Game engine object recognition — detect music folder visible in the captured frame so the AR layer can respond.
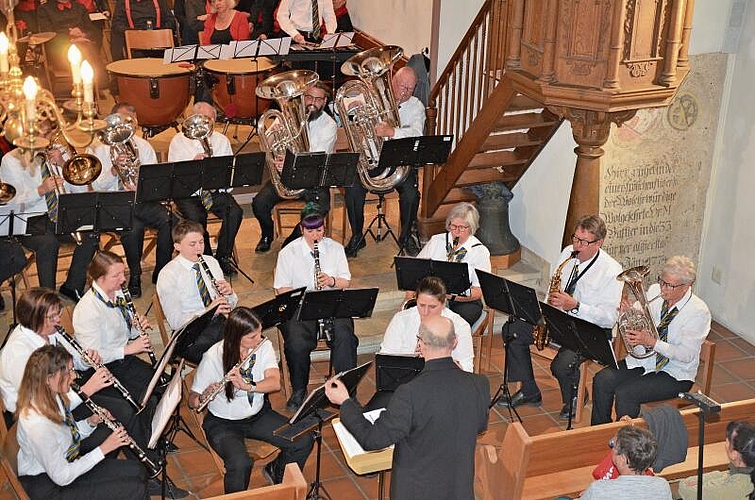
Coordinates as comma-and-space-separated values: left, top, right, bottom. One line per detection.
477, 269, 542, 326
296, 288, 379, 322
541, 303, 617, 369
56, 191, 135, 234
251, 287, 306, 330
394, 256, 471, 296
280, 150, 360, 189
377, 135, 453, 170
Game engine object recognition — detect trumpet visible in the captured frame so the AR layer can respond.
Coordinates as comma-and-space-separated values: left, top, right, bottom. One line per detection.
70, 383, 162, 478
195, 338, 270, 412
120, 284, 158, 367
55, 325, 141, 411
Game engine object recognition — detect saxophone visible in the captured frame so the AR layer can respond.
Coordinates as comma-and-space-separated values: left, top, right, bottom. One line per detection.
532, 250, 579, 350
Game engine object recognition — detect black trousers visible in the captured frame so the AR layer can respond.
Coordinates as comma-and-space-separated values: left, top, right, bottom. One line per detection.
591, 361, 693, 425
344, 168, 419, 243
19, 214, 99, 293
251, 182, 330, 245
502, 317, 540, 395
279, 318, 357, 393
448, 299, 483, 326
203, 399, 314, 493
175, 193, 242, 260
119, 201, 178, 283
19, 458, 147, 500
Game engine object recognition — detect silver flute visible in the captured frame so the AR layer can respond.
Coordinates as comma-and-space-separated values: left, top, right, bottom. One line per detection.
70, 383, 162, 478
55, 325, 141, 411
120, 284, 158, 367
195, 337, 270, 413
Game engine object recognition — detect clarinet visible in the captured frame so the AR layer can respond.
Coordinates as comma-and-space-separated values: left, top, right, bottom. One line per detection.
197, 254, 224, 297
55, 326, 141, 411
195, 337, 270, 413
312, 240, 333, 342
120, 285, 158, 367
70, 383, 162, 478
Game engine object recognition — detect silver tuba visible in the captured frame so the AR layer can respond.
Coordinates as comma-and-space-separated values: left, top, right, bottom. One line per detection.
100, 113, 140, 188
336, 45, 410, 193
256, 69, 318, 199
616, 265, 661, 359
182, 114, 215, 156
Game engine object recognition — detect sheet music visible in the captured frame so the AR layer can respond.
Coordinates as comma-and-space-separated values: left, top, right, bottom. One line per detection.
0, 209, 35, 236
258, 37, 291, 56
163, 45, 199, 63
148, 362, 183, 449
333, 409, 392, 459
220, 40, 260, 59
319, 32, 355, 48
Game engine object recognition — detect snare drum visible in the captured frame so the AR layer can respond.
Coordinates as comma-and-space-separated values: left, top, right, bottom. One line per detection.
203, 57, 278, 119
107, 58, 194, 128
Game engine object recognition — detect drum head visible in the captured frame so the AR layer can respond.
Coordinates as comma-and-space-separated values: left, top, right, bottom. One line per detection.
106, 58, 194, 77
203, 57, 277, 75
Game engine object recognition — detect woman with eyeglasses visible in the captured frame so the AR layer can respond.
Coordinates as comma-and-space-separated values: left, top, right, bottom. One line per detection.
405, 202, 491, 326
15, 344, 147, 499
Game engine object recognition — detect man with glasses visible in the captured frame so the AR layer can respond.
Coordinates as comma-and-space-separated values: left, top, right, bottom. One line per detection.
499, 215, 623, 420
252, 81, 338, 252
591, 255, 710, 425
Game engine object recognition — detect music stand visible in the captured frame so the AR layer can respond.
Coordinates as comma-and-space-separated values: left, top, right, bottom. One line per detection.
540, 302, 617, 429
55, 191, 134, 235
280, 150, 359, 190
393, 256, 471, 295
297, 288, 379, 322
230, 152, 265, 187
365, 353, 425, 411
0, 210, 32, 341
274, 361, 372, 500
252, 287, 306, 330
478, 270, 543, 422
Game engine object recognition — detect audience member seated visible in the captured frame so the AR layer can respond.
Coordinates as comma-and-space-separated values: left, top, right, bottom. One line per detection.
201, 0, 251, 44
110, 0, 177, 61
678, 420, 755, 500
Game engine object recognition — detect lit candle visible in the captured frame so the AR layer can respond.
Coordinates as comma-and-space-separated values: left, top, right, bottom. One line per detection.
68, 44, 82, 85
0, 33, 9, 75
23, 76, 38, 125
81, 60, 94, 103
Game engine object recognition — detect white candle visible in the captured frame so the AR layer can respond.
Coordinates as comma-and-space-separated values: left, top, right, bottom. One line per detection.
0, 33, 9, 75
22, 76, 38, 125
81, 60, 94, 103
68, 45, 82, 85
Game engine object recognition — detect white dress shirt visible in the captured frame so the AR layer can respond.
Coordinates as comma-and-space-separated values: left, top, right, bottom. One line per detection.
549, 246, 623, 329
191, 339, 278, 420
0, 325, 86, 413
380, 307, 474, 372
0, 148, 88, 216
156, 254, 239, 330
417, 232, 491, 292
17, 397, 103, 484
273, 236, 350, 291
393, 96, 425, 139
89, 135, 158, 192
625, 283, 711, 381
73, 283, 137, 364
307, 111, 338, 154
168, 131, 234, 195
276, 0, 336, 38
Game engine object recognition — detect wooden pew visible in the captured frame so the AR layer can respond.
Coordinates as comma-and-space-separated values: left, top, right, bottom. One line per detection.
204, 463, 307, 500
476, 398, 755, 500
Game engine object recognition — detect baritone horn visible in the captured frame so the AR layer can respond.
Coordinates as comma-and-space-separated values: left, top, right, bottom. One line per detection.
335, 45, 410, 193
616, 265, 661, 359
182, 114, 215, 157
256, 69, 318, 199
100, 113, 140, 188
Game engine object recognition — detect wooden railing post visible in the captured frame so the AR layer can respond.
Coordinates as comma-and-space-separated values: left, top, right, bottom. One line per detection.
660, 0, 686, 86
678, 0, 695, 69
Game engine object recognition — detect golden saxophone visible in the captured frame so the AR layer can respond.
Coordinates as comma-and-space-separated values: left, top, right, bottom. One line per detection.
532, 250, 579, 350
195, 338, 270, 412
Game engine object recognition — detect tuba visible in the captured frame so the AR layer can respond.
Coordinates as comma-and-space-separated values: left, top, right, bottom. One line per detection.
182, 114, 215, 156
100, 113, 140, 187
532, 250, 579, 350
616, 266, 661, 359
335, 45, 410, 193
256, 70, 318, 199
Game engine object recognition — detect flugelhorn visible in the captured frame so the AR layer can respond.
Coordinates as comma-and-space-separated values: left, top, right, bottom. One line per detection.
120, 284, 158, 367
70, 383, 162, 478
55, 325, 141, 410
616, 266, 661, 359
195, 337, 270, 413
0, 181, 16, 204
182, 114, 214, 157
100, 113, 140, 188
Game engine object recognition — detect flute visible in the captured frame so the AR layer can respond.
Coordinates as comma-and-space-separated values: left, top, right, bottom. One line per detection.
120, 284, 158, 367
55, 326, 141, 411
195, 337, 270, 413
70, 383, 162, 478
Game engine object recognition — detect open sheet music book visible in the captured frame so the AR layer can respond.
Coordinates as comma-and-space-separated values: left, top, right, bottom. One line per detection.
333, 409, 393, 459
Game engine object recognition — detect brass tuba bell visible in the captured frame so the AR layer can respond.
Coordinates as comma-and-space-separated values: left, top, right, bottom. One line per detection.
182, 114, 215, 157
100, 113, 141, 187
0, 182, 16, 204
616, 265, 661, 359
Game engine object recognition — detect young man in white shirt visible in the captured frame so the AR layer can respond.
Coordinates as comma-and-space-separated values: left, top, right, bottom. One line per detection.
168, 101, 243, 277
276, 0, 336, 43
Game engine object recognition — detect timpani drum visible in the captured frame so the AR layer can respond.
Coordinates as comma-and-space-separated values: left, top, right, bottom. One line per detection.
203, 57, 278, 119
106, 58, 194, 129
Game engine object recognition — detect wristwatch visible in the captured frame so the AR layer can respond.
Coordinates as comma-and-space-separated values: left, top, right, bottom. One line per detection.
570, 302, 580, 314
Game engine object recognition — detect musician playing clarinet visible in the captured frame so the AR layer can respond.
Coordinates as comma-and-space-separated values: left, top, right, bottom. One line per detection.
273, 208, 355, 412
188, 307, 313, 491
16, 345, 148, 500
156, 219, 237, 364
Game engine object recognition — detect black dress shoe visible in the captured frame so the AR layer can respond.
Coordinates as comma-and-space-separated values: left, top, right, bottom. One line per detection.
401, 237, 420, 257
255, 236, 273, 253
58, 284, 81, 303
345, 235, 366, 258
127, 275, 142, 299
218, 258, 238, 277
285, 389, 306, 412
559, 390, 589, 420
262, 460, 283, 485
148, 477, 191, 498
496, 389, 542, 408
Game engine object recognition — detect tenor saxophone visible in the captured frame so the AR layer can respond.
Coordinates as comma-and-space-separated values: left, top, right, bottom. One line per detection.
532, 250, 579, 350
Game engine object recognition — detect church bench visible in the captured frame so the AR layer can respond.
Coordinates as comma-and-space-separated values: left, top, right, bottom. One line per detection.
475, 398, 755, 500
205, 463, 307, 500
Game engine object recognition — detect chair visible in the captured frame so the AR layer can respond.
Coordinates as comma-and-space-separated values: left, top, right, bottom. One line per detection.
470, 308, 492, 374
124, 29, 175, 59
0, 421, 29, 500
151, 293, 172, 350
59, 306, 75, 334
275, 329, 331, 401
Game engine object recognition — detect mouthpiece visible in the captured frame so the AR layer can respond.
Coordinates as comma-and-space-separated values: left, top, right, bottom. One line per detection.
570, 250, 579, 258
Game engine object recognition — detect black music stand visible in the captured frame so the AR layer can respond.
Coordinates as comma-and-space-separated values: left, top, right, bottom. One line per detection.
0, 210, 32, 340
172, 304, 221, 364
478, 270, 543, 422
365, 353, 425, 411
274, 361, 372, 500
393, 256, 471, 295
230, 152, 265, 187
56, 191, 134, 235
540, 303, 617, 430
252, 287, 306, 330
281, 150, 360, 189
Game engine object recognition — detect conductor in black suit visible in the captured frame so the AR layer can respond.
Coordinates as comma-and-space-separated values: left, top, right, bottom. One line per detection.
325, 315, 489, 500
